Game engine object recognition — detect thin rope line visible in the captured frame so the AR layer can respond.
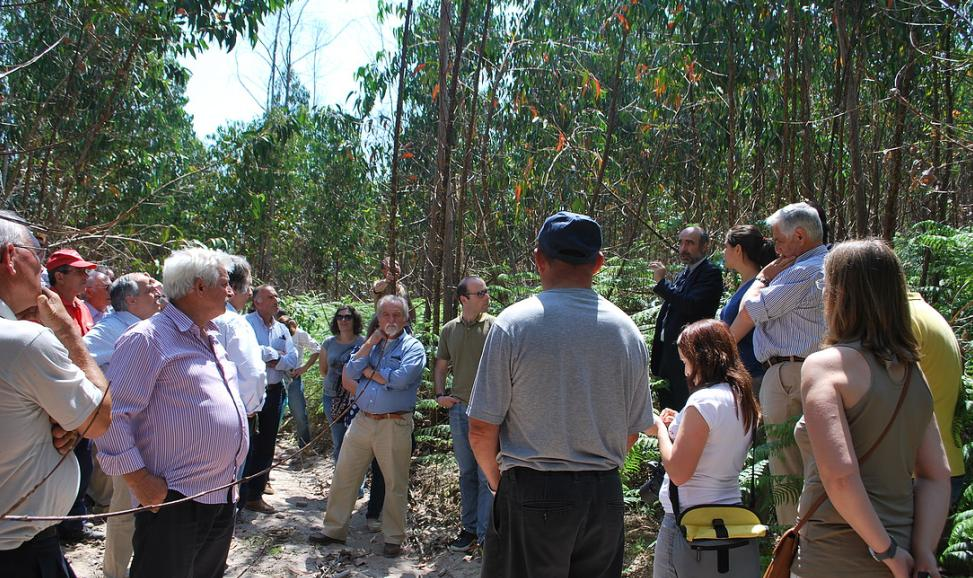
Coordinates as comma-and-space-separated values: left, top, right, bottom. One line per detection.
0, 336, 395, 523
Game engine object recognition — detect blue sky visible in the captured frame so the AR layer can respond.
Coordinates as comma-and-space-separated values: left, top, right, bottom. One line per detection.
181, 1, 398, 141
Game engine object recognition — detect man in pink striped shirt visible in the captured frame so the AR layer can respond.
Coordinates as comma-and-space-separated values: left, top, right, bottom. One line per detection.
97, 248, 249, 578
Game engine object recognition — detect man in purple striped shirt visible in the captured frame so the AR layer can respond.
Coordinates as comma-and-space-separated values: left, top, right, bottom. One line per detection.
97, 248, 249, 578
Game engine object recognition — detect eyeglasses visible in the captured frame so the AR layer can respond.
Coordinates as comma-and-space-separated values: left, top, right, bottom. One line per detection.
815, 277, 826, 291
336, 314, 354, 321
12, 243, 46, 264
467, 289, 489, 297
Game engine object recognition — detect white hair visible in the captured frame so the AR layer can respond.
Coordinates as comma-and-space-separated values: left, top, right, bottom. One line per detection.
86, 270, 111, 288
377, 294, 408, 317
0, 210, 31, 247
162, 247, 232, 301
766, 202, 823, 242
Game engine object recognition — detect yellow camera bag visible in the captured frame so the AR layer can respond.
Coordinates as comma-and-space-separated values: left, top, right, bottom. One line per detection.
678, 504, 768, 542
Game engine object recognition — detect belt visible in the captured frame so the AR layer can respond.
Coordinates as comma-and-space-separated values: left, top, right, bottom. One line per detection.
361, 410, 410, 420
762, 356, 806, 370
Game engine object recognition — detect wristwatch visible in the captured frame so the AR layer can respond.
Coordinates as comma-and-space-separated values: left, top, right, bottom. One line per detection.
755, 273, 769, 284
868, 536, 897, 561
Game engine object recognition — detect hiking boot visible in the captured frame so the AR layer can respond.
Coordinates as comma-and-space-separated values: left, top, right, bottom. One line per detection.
448, 530, 477, 553
365, 517, 382, 532
383, 542, 402, 557
263, 482, 275, 495
308, 532, 345, 546
244, 499, 276, 514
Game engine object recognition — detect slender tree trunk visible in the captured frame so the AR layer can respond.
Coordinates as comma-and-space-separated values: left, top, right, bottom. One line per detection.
835, 0, 867, 236
940, 16, 955, 225
774, 3, 794, 207
387, 0, 414, 290
456, 0, 493, 282
439, 0, 471, 323
869, 106, 884, 234
426, 0, 452, 333
800, 13, 814, 201
476, 30, 518, 263
882, 29, 916, 242
587, 11, 630, 214
787, 0, 799, 200
726, 6, 737, 224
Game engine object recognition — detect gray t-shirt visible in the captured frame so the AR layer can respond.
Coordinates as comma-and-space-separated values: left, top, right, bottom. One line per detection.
0, 317, 102, 549
468, 288, 653, 472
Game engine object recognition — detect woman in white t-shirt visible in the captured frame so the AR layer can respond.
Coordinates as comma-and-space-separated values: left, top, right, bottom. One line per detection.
648, 318, 761, 578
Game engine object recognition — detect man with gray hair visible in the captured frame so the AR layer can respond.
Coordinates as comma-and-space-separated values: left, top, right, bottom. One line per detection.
309, 295, 426, 558
213, 256, 265, 417
96, 247, 249, 577
84, 267, 114, 324
0, 210, 111, 576
83, 272, 164, 578
729, 201, 828, 527
242, 284, 297, 514
84, 273, 164, 370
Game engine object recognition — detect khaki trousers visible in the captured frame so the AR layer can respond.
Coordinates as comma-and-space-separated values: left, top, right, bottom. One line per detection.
322, 413, 413, 544
103, 475, 135, 578
759, 361, 804, 527
88, 444, 113, 510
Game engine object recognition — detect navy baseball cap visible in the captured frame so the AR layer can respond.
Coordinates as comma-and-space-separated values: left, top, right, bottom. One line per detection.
536, 211, 602, 264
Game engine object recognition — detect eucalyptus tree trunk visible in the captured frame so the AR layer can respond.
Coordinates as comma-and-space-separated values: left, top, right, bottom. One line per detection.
425, 0, 452, 331
439, 0, 472, 324
882, 30, 916, 242
725, 6, 737, 224
456, 0, 493, 283
387, 0, 414, 292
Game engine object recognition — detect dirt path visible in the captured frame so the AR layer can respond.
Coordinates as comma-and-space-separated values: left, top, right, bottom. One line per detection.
64, 440, 483, 578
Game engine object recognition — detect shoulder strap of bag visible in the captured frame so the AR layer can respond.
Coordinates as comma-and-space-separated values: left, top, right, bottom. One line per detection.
792, 362, 913, 533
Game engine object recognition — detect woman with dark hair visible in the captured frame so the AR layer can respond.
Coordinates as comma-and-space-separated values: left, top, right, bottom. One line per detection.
318, 305, 364, 459
721, 225, 775, 390
793, 240, 950, 578
649, 319, 761, 578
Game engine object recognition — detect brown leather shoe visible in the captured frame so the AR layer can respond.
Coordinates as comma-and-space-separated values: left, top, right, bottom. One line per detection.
383, 542, 402, 557
244, 499, 276, 514
308, 532, 345, 546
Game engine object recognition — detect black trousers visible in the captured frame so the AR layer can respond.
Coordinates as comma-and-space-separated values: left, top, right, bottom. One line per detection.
130, 491, 235, 578
656, 342, 689, 411
481, 467, 625, 578
0, 526, 77, 578
58, 439, 92, 536
241, 382, 283, 501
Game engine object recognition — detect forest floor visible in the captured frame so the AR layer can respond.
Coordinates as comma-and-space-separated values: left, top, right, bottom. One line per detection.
64, 434, 657, 577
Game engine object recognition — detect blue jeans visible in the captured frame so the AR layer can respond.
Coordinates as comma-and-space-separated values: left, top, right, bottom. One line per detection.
450, 403, 492, 542
322, 393, 349, 461
284, 376, 311, 447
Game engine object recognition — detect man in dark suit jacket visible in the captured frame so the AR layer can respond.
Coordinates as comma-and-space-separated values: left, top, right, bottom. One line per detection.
649, 226, 723, 410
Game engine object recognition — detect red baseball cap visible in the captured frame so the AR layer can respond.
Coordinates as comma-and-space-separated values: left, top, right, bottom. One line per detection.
45, 249, 97, 271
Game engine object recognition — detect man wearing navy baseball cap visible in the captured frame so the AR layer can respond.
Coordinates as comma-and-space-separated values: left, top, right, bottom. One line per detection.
468, 211, 654, 577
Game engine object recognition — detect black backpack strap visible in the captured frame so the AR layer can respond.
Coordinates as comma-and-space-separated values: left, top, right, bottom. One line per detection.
718, 545, 730, 574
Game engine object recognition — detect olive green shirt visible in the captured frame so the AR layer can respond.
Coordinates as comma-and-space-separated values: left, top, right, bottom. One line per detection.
436, 312, 495, 402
